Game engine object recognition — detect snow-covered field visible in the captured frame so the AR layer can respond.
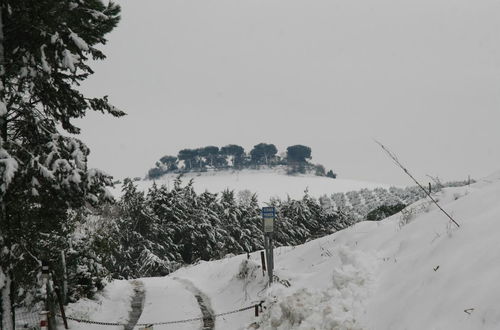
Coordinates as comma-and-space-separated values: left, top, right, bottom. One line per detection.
112, 169, 392, 202
68, 171, 500, 329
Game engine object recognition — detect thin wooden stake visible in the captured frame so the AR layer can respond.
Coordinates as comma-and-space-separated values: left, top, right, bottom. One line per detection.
260, 251, 266, 276
54, 286, 68, 329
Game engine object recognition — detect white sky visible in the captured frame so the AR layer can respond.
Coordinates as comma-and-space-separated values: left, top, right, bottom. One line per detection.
77, 0, 500, 185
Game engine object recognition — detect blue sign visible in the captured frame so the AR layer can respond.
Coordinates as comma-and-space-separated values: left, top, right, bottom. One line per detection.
262, 207, 276, 218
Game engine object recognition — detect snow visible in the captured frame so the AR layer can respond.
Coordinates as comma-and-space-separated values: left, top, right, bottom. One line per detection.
65, 280, 133, 330
40, 45, 51, 73
112, 168, 393, 203
68, 171, 500, 329
62, 49, 79, 72
51, 32, 60, 44
168, 174, 500, 329
0, 100, 7, 116
0, 148, 18, 192
69, 30, 89, 51
136, 277, 202, 329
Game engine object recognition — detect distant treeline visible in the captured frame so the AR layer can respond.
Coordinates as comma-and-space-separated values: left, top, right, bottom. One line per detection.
147, 143, 337, 179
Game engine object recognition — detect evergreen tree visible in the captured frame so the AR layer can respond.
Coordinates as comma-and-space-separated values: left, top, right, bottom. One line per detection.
236, 192, 263, 253
326, 170, 337, 179
220, 144, 245, 167
178, 149, 197, 170
286, 145, 312, 163
159, 155, 178, 172
250, 143, 278, 165
0, 0, 121, 323
199, 146, 219, 168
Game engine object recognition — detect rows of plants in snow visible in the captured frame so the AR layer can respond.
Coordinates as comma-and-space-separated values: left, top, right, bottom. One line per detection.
319, 180, 473, 221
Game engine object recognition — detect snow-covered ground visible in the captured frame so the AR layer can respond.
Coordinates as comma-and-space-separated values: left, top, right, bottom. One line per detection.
136, 277, 202, 330
112, 168, 393, 202
68, 171, 500, 329
65, 280, 133, 330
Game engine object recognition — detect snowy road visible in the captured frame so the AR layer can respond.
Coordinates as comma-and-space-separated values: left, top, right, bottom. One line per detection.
135, 277, 205, 329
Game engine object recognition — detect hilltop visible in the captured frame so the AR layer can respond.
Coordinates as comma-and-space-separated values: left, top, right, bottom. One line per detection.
145, 143, 337, 180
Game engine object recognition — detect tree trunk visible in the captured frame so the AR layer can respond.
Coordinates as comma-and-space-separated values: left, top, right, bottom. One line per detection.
0, 7, 13, 330
1, 272, 13, 330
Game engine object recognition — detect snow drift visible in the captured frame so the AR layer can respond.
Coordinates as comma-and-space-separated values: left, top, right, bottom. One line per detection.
68, 171, 500, 329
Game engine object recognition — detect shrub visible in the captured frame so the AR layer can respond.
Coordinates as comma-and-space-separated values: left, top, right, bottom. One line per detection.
366, 203, 406, 221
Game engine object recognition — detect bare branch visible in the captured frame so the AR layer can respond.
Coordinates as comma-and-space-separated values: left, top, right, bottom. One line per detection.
374, 139, 460, 228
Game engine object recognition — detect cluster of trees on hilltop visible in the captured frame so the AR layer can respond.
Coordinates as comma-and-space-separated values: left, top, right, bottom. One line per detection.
147, 143, 337, 179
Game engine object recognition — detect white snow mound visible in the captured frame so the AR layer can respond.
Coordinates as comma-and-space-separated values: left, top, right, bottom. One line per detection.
69, 172, 500, 330
170, 173, 500, 329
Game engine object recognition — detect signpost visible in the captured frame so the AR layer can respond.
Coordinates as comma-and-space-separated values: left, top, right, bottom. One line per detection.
262, 207, 275, 284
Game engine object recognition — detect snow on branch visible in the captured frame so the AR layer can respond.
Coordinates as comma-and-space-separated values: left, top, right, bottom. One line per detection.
0, 147, 18, 194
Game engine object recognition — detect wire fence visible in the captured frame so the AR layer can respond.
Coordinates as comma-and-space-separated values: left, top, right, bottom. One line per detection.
3, 302, 260, 329
58, 302, 262, 327
0, 307, 42, 330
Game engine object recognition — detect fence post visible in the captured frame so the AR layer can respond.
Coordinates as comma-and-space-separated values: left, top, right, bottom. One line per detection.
54, 284, 68, 329
41, 260, 58, 330
260, 251, 266, 276
10, 275, 15, 328
40, 311, 49, 330
268, 234, 274, 284
41, 260, 50, 312
46, 274, 58, 330
61, 250, 68, 305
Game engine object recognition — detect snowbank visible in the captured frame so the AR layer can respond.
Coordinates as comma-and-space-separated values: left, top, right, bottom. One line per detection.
69, 172, 500, 329
64, 280, 133, 330
168, 173, 500, 329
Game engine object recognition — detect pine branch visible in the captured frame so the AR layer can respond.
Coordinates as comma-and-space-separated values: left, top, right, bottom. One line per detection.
374, 140, 460, 228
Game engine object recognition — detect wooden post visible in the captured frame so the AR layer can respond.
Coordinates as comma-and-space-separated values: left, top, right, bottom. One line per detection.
268, 234, 274, 284
41, 260, 50, 317
46, 276, 57, 330
40, 311, 49, 330
428, 182, 431, 194
54, 285, 68, 329
10, 275, 15, 327
260, 251, 266, 276
61, 251, 67, 305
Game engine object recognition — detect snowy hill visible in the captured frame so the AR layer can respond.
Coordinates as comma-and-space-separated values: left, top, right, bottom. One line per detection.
68, 172, 500, 329
112, 168, 393, 202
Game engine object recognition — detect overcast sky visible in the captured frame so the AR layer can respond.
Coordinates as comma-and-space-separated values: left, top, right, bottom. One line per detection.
77, 0, 500, 185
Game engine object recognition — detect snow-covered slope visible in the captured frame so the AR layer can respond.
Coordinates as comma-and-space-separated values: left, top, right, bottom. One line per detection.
112, 168, 392, 202
69, 172, 500, 329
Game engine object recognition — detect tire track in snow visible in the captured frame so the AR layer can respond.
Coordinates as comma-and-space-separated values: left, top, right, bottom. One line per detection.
174, 278, 215, 330
124, 280, 145, 330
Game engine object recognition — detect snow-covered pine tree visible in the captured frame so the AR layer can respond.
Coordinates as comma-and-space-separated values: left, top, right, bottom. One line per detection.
194, 190, 227, 260
0, 1, 121, 326
236, 192, 263, 253
219, 189, 245, 255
